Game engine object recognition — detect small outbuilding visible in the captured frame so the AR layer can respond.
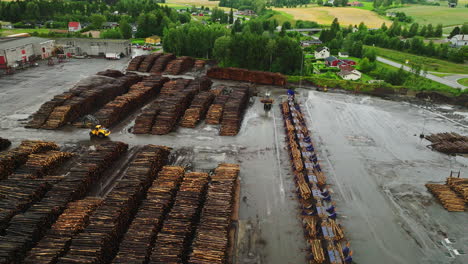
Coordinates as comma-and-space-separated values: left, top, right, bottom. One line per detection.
145, 35, 161, 45
314, 46, 330, 59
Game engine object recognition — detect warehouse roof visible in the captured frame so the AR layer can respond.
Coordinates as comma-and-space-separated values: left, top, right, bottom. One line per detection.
0, 37, 53, 50
55, 38, 131, 43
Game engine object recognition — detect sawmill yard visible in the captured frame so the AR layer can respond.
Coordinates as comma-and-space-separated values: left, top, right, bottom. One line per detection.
0, 56, 467, 264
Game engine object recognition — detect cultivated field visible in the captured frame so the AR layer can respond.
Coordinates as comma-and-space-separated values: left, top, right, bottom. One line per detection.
387, 5, 468, 26
166, 0, 224, 9
274, 6, 391, 28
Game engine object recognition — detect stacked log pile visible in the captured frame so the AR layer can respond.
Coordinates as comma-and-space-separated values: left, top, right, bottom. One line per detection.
164, 56, 195, 75
151, 92, 195, 135
27, 74, 142, 129
12, 151, 74, 179
138, 53, 162, 72
206, 94, 230, 125
219, 88, 249, 136
447, 177, 468, 202
0, 140, 59, 179
0, 137, 11, 151
24, 197, 103, 264
96, 69, 124, 78
207, 67, 286, 86
58, 145, 170, 264
426, 184, 465, 211
188, 164, 239, 264
94, 75, 169, 127
426, 132, 468, 154
133, 97, 165, 134
280, 96, 353, 264
127, 55, 146, 71
0, 141, 128, 263
180, 91, 215, 128
150, 53, 176, 74
112, 166, 185, 263
149, 172, 209, 264
194, 60, 206, 71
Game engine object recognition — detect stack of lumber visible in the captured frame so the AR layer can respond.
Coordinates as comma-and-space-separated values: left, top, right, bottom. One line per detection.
26, 92, 75, 128
24, 198, 103, 264
150, 53, 176, 74
295, 172, 311, 200
194, 60, 206, 71
309, 239, 326, 263
426, 132, 468, 154
0, 137, 11, 151
127, 55, 146, 71
12, 150, 74, 179
426, 183, 466, 211
112, 166, 185, 263
189, 76, 213, 92
0, 141, 127, 263
151, 91, 196, 135
220, 88, 249, 136
58, 145, 170, 264
96, 69, 124, 78
164, 56, 195, 75
138, 53, 162, 72
0, 140, 59, 179
133, 98, 165, 134
303, 216, 319, 238
207, 67, 287, 86
447, 177, 468, 202
94, 76, 169, 127
160, 79, 192, 97
188, 164, 239, 264
180, 91, 215, 128
150, 172, 209, 264
206, 94, 230, 125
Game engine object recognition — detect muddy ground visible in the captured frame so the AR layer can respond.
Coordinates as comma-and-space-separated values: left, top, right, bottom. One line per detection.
0, 58, 467, 264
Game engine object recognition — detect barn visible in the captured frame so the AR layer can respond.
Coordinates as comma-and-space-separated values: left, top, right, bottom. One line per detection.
0, 37, 55, 68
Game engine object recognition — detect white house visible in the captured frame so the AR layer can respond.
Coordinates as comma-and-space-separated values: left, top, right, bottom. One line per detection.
314, 46, 330, 59
338, 51, 349, 58
338, 64, 361, 80
449, 35, 468, 47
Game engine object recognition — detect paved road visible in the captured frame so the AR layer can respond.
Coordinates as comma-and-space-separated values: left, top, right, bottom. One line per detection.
376, 56, 467, 90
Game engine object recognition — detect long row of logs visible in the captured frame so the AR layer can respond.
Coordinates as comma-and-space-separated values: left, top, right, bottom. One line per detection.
0, 141, 128, 263
127, 56, 145, 71
128, 54, 199, 75
112, 166, 185, 263
164, 56, 195, 75
206, 94, 230, 125
139, 53, 162, 73
12, 151, 75, 179
426, 132, 468, 154
93, 75, 170, 128
57, 145, 170, 264
26, 73, 142, 129
0, 140, 59, 179
149, 172, 209, 263
0, 138, 11, 151
281, 96, 352, 264
24, 197, 103, 264
188, 164, 240, 264
207, 67, 286, 86
180, 91, 215, 128
219, 88, 249, 136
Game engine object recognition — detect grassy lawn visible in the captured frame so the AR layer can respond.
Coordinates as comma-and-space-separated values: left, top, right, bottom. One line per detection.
0, 28, 51, 37
166, 0, 231, 10
268, 10, 295, 25
131, 38, 145, 44
366, 46, 468, 74
273, 6, 392, 28
458, 78, 468, 87
351, 1, 374, 11
386, 5, 468, 26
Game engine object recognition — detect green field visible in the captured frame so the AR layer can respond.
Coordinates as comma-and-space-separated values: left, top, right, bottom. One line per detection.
458, 78, 468, 87
367, 46, 468, 74
386, 5, 468, 26
268, 10, 295, 25
0, 28, 51, 37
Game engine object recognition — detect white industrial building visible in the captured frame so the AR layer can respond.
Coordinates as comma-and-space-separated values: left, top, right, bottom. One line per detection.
0, 37, 55, 68
55, 38, 131, 57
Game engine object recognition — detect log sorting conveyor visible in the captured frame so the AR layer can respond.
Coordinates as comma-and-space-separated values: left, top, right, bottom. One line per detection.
280, 95, 353, 264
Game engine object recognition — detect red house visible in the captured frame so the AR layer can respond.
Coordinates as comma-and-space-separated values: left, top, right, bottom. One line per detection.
68, 22, 82, 32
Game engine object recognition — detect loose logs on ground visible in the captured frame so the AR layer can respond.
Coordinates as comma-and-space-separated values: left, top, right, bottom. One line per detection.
188, 163, 240, 264
426, 184, 466, 211
207, 67, 286, 86
0, 141, 128, 263
149, 172, 209, 264
112, 166, 185, 264
426, 132, 468, 154
447, 177, 468, 202
0, 140, 59, 179
58, 145, 170, 264
24, 197, 103, 264
0, 137, 11, 151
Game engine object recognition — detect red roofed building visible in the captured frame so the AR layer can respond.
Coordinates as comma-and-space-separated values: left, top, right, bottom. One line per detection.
68, 22, 82, 32
348, 1, 364, 6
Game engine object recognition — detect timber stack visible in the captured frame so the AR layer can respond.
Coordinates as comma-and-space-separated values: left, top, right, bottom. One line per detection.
0, 140, 59, 179
96, 69, 125, 78
280, 95, 353, 264
149, 172, 209, 263
206, 93, 230, 125
426, 176, 468, 211
127, 55, 145, 71
0, 141, 128, 263
12, 150, 74, 179
207, 67, 286, 86
138, 53, 162, 72
447, 177, 468, 202
0, 137, 11, 151
188, 164, 240, 264
24, 197, 103, 264
94, 75, 169, 127
59, 145, 170, 264
426, 132, 468, 154
113, 166, 185, 263
164, 56, 195, 75
180, 91, 215, 128
219, 87, 249, 136
194, 60, 206, 71
150, 53, 176, 74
